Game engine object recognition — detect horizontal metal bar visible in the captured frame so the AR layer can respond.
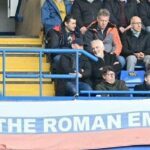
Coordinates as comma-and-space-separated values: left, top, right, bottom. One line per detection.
0, 49, 98, 62
80, 90, 150, 94
43, 74, 76, 79
6, 74, 39, 78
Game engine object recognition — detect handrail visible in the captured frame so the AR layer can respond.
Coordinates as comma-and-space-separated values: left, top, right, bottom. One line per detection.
80, 90, 150, 97
0, 48, 98, 96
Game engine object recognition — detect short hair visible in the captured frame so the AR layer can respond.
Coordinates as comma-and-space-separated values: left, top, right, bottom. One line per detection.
91, 39, 105, 51
101, 66, 115, 76
144, 70, 150, 78
130, 16, 141, 24
97, 9, 110, 18
63, 14, 76, 24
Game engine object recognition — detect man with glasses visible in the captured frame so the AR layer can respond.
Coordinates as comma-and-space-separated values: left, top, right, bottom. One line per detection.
138, 0, 150, 32
104, 0, 138, 34
122, 16, 150, 71
95, 66, 128, 97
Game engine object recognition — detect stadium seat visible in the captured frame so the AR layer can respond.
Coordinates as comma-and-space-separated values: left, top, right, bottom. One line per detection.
120, 70, 145, 89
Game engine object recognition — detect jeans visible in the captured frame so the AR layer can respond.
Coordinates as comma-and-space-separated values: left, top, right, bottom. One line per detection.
146, 26, 150, 32
65, 81, 92, 96
52, 55, 61, 73
126, 55, 150, 71
117, 55, 126, 68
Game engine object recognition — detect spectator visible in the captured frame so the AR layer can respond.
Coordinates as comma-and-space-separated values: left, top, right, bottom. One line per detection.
134, 70, 150, 97
46, 15, 82, 49
95, 66, 128, 97
71, 0, 104, 34
90, 39, 121, 89
105, 0, 138, 34
56, 38, 92, 96
41, 0, 72, 33
84, 9, 125, 68
45, 15, 82, 72
138, 0, 150, 32
122, 16, 150, 71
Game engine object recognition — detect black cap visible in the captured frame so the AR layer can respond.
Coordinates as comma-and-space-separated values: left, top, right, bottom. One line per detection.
73, 38, 84, 45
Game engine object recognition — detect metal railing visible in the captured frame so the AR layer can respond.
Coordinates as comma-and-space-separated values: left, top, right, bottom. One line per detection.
80, 90, 150, 98
0, 48, 98, 97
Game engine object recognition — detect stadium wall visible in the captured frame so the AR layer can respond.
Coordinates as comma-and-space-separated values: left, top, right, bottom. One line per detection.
15, 0, 41, 36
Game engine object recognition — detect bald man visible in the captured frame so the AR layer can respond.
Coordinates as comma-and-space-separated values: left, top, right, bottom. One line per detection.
90, 39, 121, 88
122, 16, 150, 71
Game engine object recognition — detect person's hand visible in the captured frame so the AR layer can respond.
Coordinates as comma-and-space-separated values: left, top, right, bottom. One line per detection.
119, 27, 126, 33
80, 26, 87, 34
134, 52, 140, 59
69, 72, 82, 78
139, 52, 144, 59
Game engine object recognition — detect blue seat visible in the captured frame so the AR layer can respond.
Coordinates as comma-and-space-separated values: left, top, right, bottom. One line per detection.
120, 70, 145, 88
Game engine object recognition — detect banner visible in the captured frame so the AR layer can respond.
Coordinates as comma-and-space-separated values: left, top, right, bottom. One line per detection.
0, 99, 150, 149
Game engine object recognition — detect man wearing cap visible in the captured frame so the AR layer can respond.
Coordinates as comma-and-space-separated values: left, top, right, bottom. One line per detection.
56, 38, 92, 96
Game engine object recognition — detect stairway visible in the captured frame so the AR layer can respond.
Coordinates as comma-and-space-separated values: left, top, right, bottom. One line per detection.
0, 36, 55, 96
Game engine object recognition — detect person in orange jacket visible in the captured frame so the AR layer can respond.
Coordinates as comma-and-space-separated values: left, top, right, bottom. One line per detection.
84, 9, 125, 68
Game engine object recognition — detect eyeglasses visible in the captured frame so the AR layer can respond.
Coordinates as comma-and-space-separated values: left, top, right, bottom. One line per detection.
132, 22, 142, 25
105, 73, 115, 76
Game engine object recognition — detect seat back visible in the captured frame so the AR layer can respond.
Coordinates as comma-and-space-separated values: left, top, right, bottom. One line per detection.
120, 70, 145, 89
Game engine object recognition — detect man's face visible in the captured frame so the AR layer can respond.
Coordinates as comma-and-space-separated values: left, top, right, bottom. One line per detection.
131, 17, 142, 32
91, 41, 104, 56
97, 15, 109, 30
103, 71, 116, 84
65, 19, 76, 32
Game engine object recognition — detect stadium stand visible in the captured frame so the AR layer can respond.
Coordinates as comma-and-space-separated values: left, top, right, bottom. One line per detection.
0, 36, 55, 96
1, 1, 150, 149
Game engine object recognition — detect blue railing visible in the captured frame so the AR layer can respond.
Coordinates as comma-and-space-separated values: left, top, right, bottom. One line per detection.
80, 90, 150, 98
0, 48, 149, 100
0, 48, 98, 97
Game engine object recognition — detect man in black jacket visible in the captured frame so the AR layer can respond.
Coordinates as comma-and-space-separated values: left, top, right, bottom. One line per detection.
90, 39, 121, 88
105, 0, 138, 33
46, 15, 82, 73
138, 0, 150, 32
134, 70, 150, 97
122, 16, 150, 71
46, 15, 82, 49
71, 0, 105, 34
95, 66, 128, 97
56, 38, 92, 96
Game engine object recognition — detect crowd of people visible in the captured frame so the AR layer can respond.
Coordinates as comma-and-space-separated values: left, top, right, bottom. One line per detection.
41, 0, 150, 96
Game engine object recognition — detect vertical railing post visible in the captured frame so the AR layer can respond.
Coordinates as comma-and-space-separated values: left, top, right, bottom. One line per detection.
39, 51, 43, 96
2, 50, 6, 96
75, 50, 79, 96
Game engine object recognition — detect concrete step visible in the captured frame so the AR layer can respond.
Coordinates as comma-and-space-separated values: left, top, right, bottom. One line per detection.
0, 62, 50, 72
0, 53, 47, 63
0, 83, 55, 96
0, 37, 43, 47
